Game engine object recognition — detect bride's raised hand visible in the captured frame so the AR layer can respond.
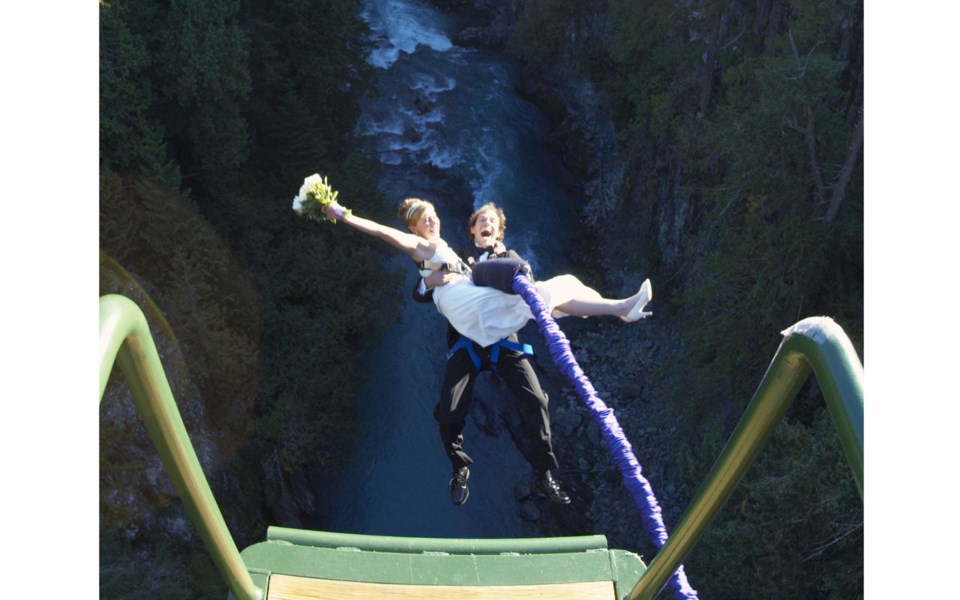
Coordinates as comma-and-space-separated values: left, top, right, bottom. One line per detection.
322, 201, 349, 221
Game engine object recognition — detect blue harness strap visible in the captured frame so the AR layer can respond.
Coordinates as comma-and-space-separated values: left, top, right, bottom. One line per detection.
489, 339, 534, 371
447, 335, 482, 371
447, 335, 533, 373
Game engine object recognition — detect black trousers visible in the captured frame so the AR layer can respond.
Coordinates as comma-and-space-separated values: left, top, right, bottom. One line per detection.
434, 334, 559, 475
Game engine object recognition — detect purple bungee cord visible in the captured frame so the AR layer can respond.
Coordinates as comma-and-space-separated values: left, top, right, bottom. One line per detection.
513, 273, 698, 600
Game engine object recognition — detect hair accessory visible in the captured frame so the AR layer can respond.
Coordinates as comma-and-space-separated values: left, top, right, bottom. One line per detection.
405, 201, 423, 223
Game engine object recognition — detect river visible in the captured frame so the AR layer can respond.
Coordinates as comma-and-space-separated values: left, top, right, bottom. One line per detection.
310, 0, 587, 539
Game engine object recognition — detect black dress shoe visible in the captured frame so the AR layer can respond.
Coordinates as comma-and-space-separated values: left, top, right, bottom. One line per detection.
450, 466, 470, 506
536, 472, 571, 505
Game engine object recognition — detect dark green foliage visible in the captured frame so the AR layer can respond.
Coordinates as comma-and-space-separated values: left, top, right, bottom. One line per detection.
99, 0, 253, 195
681, 411, 863, 599
99, 172, 260, 446
100, 0, 383, 596
510, 0, 863, 595
673, 0, 863, 430
245, 0, 375, 183
154, 0, 252, 188
221, 162, 401, 472
100, 0, 183, 191
99, 173, 263, 562
508, 0, 580, 66
100, 526, 225, 599
99, 0, 380, 470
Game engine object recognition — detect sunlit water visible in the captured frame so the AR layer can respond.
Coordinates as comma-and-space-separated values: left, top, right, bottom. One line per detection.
310, 0, 585, 538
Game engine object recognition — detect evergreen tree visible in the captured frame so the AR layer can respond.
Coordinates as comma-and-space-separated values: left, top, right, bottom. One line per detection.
155, 0, 252, 192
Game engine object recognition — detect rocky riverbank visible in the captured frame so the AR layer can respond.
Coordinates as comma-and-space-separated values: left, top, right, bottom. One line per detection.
541, 314, 690, 560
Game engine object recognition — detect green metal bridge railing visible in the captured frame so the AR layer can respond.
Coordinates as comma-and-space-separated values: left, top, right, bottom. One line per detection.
99, 294, 263, 600
100, 294, 863, 599
627, 316, 864, 600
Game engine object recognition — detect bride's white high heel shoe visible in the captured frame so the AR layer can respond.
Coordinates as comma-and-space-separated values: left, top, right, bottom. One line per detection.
621, 278, 652, 322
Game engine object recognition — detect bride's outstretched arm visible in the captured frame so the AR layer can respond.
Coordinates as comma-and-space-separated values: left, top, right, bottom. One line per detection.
323, 201, 433, 261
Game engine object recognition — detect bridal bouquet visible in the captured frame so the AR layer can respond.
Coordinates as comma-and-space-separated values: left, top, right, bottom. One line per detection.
292, 174, 350, 223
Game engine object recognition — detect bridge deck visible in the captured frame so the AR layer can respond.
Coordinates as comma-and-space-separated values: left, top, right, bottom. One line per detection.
266, 574, 615, 599
238, 527, 647, 600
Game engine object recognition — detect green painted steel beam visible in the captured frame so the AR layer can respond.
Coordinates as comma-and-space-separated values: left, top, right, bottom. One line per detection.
99, 295, 263, 600
628, 316, 864, 600
242, 532, 647, 597
267, 526, 609, 554
242, 542, 615, 586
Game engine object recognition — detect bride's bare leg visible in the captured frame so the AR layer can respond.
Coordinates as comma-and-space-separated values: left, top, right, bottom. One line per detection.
554, 279, 652, 320
555, 297, 629, 318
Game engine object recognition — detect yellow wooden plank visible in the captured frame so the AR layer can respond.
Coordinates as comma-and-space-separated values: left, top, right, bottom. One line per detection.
267, 574, 616, 600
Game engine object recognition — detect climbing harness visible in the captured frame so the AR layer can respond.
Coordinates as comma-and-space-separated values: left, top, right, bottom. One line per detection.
418, 259, 472, 276
490, 339, 533, 372
447, 334, 533, 373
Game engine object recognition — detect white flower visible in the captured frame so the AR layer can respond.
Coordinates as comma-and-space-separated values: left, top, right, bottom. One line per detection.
298, 173, 322, 201
292, 173, 346, 223
292, 173, 321, 214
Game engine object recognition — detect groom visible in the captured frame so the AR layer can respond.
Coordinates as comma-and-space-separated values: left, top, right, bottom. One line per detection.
414, 202, 570, 507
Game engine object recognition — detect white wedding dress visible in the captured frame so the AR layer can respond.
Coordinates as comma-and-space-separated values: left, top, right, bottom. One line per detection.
421, 241, 600, 347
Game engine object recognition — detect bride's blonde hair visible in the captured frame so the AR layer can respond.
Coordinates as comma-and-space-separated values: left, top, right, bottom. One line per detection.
398, 198, 435, 228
